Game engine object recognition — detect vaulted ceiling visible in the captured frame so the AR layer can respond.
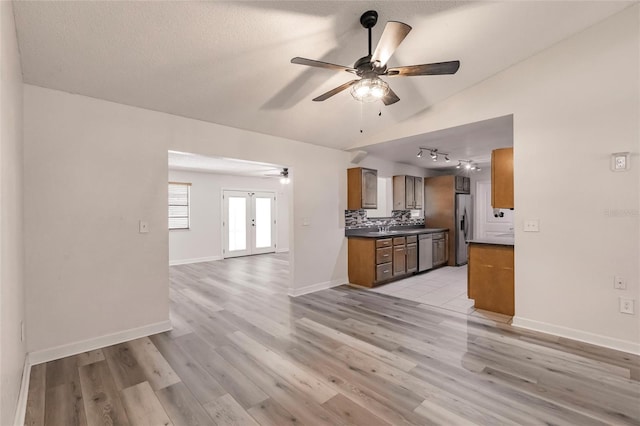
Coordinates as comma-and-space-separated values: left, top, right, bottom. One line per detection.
13, 1, 631, 153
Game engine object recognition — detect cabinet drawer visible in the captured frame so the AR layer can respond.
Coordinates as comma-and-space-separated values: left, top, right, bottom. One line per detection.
376, 238, 392, 248
376, 262, 393, 282
376, 247, 393, 264
406, 235, 417, 244
393, 237, 406, 246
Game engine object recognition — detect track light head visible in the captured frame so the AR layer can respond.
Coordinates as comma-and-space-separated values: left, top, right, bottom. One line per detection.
456, 162, 461, 169
417, 149, 423, 158
444, 155, 450, 162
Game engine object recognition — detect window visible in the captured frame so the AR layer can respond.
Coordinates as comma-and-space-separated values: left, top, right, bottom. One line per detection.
168, 182, 191, 230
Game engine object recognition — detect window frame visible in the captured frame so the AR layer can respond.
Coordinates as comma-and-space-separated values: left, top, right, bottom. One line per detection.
168, 181, 191, 230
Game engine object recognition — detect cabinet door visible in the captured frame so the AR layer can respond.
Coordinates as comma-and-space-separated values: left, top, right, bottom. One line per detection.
361, 168, 378, 209
405, 177, 415, 209
491, 148, 514, 208
393, 246, 406, 276
406, 243, 417, 273
455, 176, 464, 192
463, 177, 470, 193
414, 177, 423, 209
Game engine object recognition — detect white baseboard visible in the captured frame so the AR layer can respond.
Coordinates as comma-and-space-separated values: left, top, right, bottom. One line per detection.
275, 248, 289, 253
512, 316, 640, 355
288, 278, 346, 297
169, 256, 222, 266
28, 319, 173, 366
13, 355, 31, 426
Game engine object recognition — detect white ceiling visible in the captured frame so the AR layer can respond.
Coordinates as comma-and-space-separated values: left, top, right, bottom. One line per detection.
13, 1, 631, 153
360, 114, 513, 171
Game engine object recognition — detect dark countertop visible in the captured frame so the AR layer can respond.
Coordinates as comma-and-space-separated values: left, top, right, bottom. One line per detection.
346, 228, 448, 238
468, 238, 515, 246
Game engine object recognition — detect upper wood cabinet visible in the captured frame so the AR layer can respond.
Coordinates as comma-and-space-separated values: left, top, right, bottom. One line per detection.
348, 167, 377, 210
454, 176, 470, 194
393, 175, 423, 210
491, 147, 514, 209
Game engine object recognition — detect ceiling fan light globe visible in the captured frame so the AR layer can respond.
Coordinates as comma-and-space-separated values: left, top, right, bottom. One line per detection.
351, 78, 389, 102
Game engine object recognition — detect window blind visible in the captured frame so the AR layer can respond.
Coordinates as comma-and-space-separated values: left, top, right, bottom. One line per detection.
168, 182, 190, 230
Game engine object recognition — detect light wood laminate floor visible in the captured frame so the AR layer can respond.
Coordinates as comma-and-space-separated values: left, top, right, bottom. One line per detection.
25, 253, 640, 425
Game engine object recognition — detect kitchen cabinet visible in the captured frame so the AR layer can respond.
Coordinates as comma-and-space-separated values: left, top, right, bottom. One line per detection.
393, 175, 423, 209
424, 175, 466, 266
468, 242, 514, 315
432, 232, 448, 267
406, 237, 418, 273
347, 167, 377, 210
455, 176, 470, 194
348, 235, 418, 287
392, 237, 406, 276
491, 147, 514, 209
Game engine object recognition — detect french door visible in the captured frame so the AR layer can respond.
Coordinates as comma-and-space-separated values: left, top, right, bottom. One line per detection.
223, 191, 276, 258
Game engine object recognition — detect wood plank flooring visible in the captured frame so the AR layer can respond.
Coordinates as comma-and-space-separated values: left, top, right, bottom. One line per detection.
25, 253, 640, 425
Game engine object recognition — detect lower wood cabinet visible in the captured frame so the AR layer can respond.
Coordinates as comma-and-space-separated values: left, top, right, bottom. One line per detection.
406, 242, 418, 273
348, 235, 418, 287
468, 243, 514, 315
393, 245, 406, 276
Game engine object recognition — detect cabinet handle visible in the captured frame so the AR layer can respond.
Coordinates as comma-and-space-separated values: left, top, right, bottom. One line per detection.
383, 270, 389, 273
383, 254, 389, 257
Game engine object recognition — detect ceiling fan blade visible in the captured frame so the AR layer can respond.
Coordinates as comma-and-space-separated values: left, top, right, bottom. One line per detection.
291, 57, 356, 73
387, 60, 460, 77
313, 80, 358, 102
371, 21, 412, 67
381, 88, 400, 106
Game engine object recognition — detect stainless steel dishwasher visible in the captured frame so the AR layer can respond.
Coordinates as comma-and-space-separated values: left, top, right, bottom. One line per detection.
418, 234, 433, 272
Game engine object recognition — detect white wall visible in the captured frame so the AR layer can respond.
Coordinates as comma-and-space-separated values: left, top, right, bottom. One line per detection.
0, 2, 26, 424
168, 169, 290, 265
24, 84, 349, 353
357, 6, 640, 352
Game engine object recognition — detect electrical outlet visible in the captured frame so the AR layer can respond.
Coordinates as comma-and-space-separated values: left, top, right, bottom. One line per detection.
619, 298, 634, 315
139, 220, 149, 233
614, 276, 626, 290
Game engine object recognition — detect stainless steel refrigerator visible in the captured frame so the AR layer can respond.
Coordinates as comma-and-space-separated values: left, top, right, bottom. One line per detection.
455, 194, 473, 265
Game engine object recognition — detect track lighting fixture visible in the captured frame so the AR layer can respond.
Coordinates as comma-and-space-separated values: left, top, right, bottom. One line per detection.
415, 148, 481, 172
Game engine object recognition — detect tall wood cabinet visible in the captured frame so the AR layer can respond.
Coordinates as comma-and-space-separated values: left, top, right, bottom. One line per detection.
393, 175, 423, 210
348, 167, 377, 210
491, 148, 514, 209
424, 175, 460, 266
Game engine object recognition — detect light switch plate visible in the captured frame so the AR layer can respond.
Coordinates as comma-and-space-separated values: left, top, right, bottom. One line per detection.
139, 221, 149, 233
611, 152, 630, 172
523, 219, 539, 232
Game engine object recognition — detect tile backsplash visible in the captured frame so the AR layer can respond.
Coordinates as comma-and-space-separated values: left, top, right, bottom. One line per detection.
345, 209, 424, 230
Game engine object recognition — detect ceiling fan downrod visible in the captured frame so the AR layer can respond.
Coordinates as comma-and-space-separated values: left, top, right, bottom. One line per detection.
359, 10, 378, 57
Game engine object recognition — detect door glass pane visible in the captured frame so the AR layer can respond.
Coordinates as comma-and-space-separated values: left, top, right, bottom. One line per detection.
228, 197, 246, 251
254, 197, 271, 248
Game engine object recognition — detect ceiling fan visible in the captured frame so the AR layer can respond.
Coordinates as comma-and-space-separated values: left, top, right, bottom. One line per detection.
291, 10, 460, 105
264, 167, 290, 184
